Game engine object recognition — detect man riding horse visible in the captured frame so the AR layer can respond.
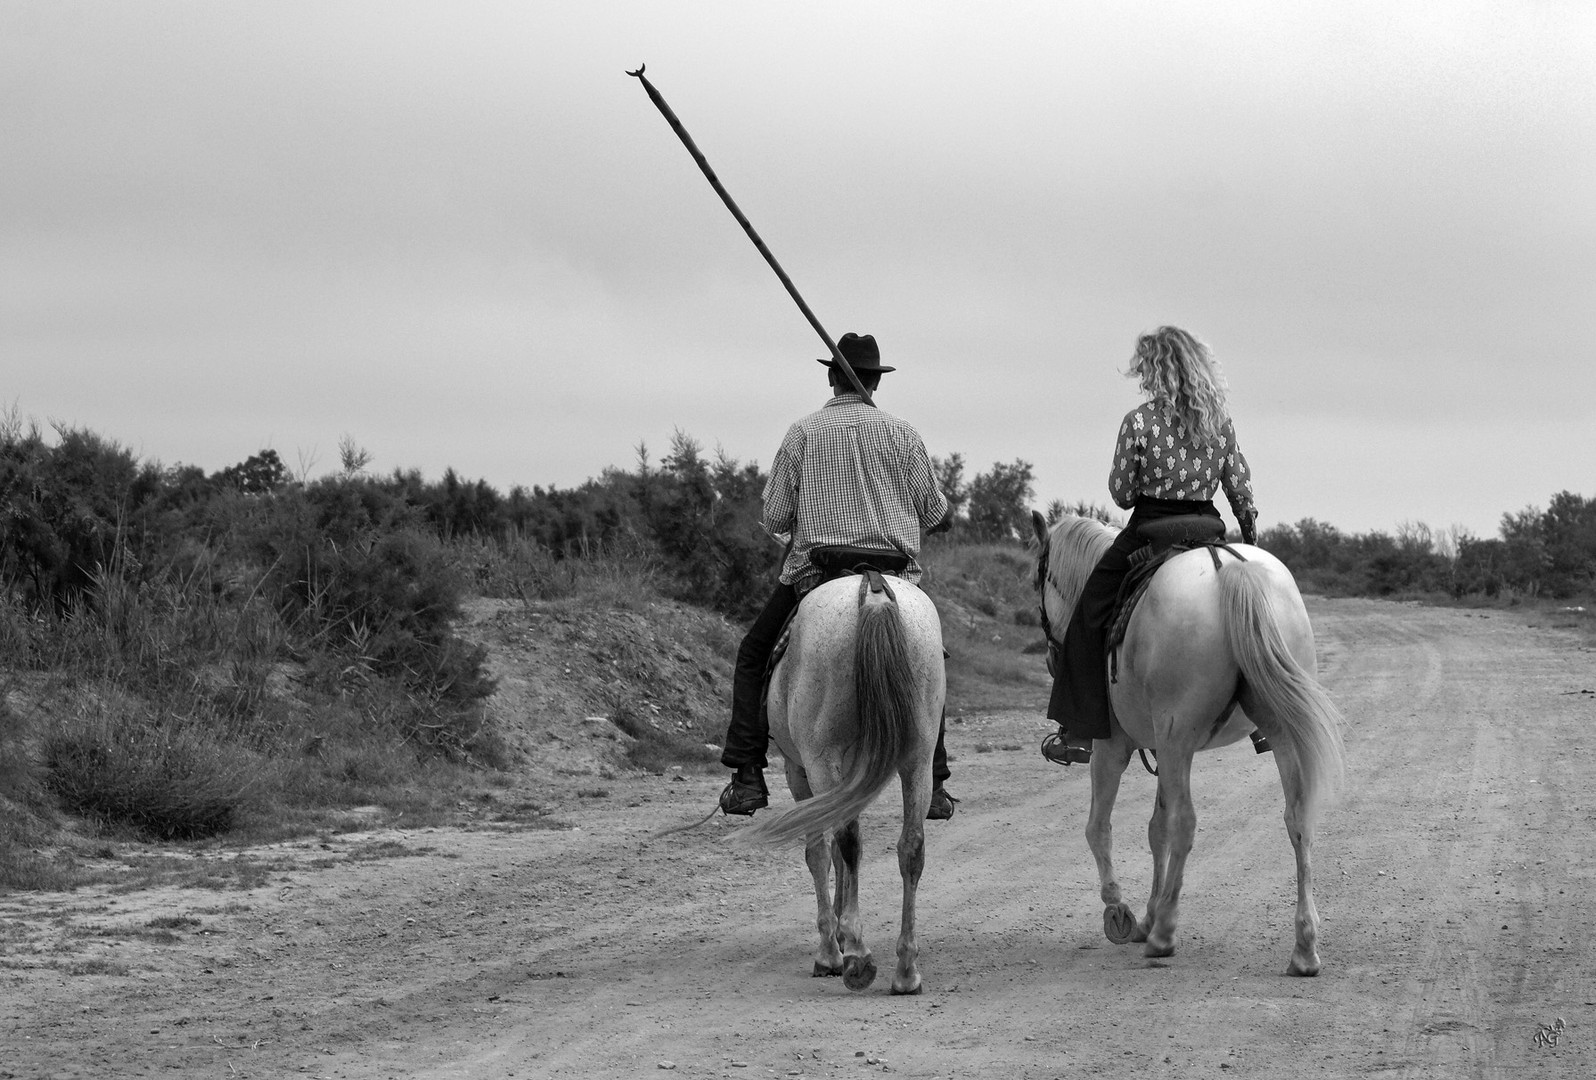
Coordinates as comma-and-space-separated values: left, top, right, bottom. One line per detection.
718, 332, 959, 819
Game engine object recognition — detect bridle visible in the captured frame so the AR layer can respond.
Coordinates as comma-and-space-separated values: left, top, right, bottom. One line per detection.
1033, 538, 1064, 680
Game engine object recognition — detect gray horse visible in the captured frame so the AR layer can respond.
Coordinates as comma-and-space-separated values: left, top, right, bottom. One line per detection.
1034, 511, 1345, 975
739, 572, 945, 995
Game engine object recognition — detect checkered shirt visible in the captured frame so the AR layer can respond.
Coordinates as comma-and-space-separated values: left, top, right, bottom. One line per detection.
1108, 401, 1256, 521
763, 394, 950, 589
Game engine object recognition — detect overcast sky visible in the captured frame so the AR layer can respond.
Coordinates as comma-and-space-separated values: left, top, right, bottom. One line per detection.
5, 1, 1592, 538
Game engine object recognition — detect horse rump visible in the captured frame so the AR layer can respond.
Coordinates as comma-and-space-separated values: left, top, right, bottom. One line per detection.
738, 589, 917, 847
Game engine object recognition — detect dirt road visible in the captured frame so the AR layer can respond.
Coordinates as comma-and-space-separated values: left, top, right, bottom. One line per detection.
2, 597, 1592, 1079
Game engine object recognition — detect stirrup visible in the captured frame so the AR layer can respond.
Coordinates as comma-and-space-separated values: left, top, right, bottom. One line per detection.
1250, 731, 1273, 755
718, 770, 768, 816
1041, 730, 1092, 766
927, 787, 959, 820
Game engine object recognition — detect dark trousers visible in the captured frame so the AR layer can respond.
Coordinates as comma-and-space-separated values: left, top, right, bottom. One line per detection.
723, 580, 952, 784
1046, 498, 1221, 739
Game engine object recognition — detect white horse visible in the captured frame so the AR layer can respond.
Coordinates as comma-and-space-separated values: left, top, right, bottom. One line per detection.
738, 571, 945, 994
1032, 511, 1345, 975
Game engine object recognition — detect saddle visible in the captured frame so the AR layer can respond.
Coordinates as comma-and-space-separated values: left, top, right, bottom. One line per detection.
1132, 514, 1229, 551
1106, 515, 1245, 684
807, 545, 910, 582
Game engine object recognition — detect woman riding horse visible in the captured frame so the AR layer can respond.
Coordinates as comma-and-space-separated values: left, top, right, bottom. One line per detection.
1042, 326, 1262, 766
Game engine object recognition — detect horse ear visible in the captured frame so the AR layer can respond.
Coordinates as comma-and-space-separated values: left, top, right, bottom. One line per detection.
1030, 509, 1050, 547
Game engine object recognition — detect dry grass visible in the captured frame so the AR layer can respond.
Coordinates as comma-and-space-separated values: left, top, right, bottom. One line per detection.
2, 534, 1044, 896
920, 537, 1053, 716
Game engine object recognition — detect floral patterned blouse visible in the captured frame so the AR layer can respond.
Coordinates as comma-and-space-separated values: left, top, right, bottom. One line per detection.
1108, 401, 1256, 521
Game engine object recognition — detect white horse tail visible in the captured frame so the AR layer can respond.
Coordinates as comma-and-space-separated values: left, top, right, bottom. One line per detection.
1219, 560, 1346, 822
742, 587, 915, 847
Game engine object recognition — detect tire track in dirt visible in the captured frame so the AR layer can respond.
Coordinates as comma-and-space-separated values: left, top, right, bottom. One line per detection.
1308, 601, 1592, 1078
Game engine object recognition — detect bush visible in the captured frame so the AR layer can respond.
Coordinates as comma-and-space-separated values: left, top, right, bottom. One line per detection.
0, 422, 153, 612
635, 434, 776, 620
256, 480, 495, 707
963, 460, 1037, 542
43, 708, 257, 840
1261, 498, 1596, 603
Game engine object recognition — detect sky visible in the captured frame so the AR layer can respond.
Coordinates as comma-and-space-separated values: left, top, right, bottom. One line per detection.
4, 1, 1592, 539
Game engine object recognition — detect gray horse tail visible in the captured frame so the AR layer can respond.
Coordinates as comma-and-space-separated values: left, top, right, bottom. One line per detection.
741, 588, 915, 847
1219, 560, 1346, 823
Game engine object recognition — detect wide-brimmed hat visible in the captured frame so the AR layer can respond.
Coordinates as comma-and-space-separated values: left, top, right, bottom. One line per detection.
816, 332, 895, 373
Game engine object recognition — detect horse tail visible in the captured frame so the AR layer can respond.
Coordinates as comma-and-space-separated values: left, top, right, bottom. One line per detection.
742, 587, 915, 847
1219, 560, 1346, 822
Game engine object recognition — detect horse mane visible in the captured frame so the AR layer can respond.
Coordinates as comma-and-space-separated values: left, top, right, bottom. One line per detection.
1040, 515, 1117, 620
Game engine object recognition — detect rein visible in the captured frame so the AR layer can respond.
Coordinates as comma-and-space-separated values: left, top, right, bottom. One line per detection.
650, 804, 723, 839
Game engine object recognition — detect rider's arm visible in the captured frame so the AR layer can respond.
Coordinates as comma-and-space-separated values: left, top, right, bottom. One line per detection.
1107, 408, 1143, 510
1218, 418, 1257, 539
761, 424, 804, 539
907, 436, 951, 534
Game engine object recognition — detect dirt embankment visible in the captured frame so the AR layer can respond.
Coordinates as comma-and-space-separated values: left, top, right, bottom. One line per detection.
458, 594, 740, 781
2, 597, 1593, 1079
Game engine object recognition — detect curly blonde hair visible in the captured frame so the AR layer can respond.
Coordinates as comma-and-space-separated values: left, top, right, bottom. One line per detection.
1127, 326, 1230, 446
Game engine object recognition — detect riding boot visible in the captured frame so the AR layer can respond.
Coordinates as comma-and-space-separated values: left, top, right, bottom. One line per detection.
1249, 730, 1273, 754
718, 764, 769, 816
927, 710, 959, 818
1041, 726, 1093, 765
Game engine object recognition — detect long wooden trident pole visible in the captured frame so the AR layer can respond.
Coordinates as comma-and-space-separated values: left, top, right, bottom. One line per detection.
627, 64, 874, 406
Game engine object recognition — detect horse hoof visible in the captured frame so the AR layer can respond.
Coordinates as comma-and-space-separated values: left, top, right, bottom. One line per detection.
1103, 904, 1138, 944
891, 979, 923, 996
1287, 954, 1321, 977
842, 954, 877, 991
813, 961, 843, 978
1142, 939, 1175, 959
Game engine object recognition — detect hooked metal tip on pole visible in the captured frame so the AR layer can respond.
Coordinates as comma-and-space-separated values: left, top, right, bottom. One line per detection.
626, 64, 874, 406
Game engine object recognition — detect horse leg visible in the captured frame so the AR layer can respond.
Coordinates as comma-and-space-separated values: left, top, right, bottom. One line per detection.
1088, 736, 1142, 944
1139, 785, 1168, 944
1143, 753, 1197, 958
832, 818, 876, 990
1275, 744, 1322, 976
803, 832, 844, 976
890, 764, 931, 995
785, 764, 845, 978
